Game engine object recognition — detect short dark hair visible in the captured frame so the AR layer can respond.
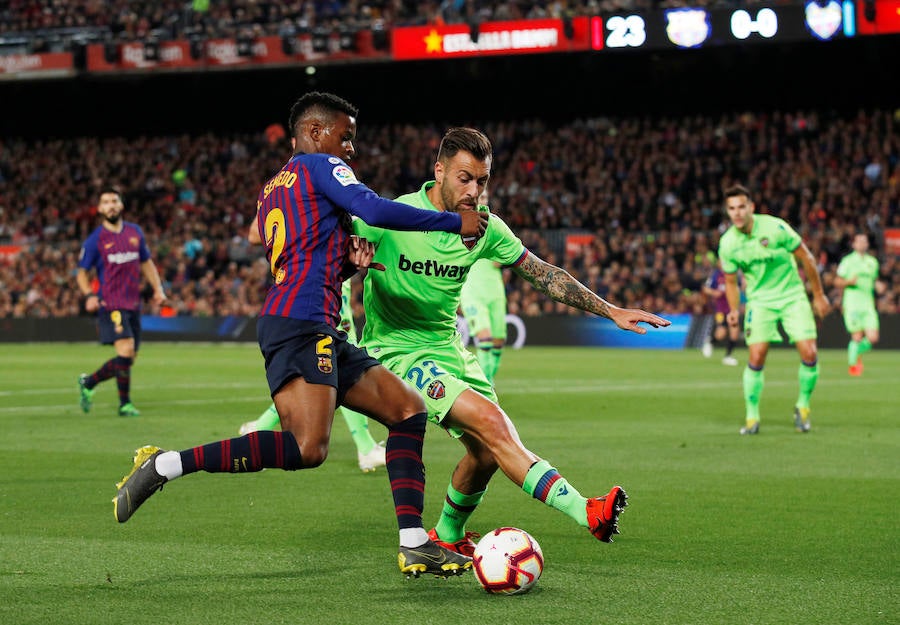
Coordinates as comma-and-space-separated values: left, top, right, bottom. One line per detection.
437, 127, 493, 163
288, 92, 359, 138
724, 184, 752, 203
98, 186, 124, 201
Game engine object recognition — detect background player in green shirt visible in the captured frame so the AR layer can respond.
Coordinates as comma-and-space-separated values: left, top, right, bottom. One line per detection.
238, 280, 387, 472
460, 257, 507, 383
718, 185, 830, 435
355, 127, 670, 554
834, 233, 883, 376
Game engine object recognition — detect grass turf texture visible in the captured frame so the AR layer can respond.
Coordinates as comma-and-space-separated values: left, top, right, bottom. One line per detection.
0, 343, 896, 625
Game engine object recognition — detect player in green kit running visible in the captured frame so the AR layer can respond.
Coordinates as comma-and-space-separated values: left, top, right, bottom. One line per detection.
718, 185, 830, 435
834, 232, 883, 376
355, 127, 670, 554
238, 280, 387, 472
460, 258, 506, 383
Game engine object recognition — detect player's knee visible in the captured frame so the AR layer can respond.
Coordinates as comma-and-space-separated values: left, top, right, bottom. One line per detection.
475, 407, 517, 449
297, 440, 329, 468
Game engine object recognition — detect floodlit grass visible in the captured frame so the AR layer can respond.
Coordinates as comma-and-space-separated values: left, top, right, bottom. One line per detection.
0, 343, 897, 625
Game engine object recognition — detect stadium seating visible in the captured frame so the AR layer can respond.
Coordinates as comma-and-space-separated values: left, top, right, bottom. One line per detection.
1, 108, 897, 318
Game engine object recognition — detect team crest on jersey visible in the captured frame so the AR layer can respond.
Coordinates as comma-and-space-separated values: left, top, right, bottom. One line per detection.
332, 165, 358, 187
317, 355, 333, 374
759, 238, 769, 247
129, 236, 139, 247
426, 380, 445, 400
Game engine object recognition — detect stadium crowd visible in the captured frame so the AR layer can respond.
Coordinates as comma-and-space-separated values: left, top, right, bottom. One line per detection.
0, 107, 897, 320
2, 0, 822, 51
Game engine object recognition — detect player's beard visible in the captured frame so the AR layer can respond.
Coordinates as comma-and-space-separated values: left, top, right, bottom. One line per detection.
103, 213, 122, 225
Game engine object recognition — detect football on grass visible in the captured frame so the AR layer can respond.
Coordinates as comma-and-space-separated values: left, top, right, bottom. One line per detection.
472, 527, 544, 595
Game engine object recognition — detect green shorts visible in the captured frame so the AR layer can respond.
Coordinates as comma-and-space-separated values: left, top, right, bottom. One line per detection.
370, 340, 496, 438
744, 297, 817, 345
842, 305, 879, 333
462, 297, 507, 341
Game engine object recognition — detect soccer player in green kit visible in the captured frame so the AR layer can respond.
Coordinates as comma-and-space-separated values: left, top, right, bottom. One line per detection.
238, 280, 387, 472
355, 127, 670, 554
460, 258, 506, 383
718, 185, 830, 435
835, 232, 882, 376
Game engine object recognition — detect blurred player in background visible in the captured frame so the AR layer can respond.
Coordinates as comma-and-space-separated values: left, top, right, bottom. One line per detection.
718, 184, 830, 435
112, 92, 488, 578
239, 279, 387, 472
76, 187, 167, 417
460, 257, 507, 383
834, 232, 883, 376
356, 127, 669, 556
701, 264, 742, 366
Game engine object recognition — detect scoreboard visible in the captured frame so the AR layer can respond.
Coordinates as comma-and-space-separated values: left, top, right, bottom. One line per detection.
591, 1, 857, 51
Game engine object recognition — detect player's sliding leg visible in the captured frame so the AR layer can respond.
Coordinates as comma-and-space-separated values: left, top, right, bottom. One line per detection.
429, 436, 494, 556
442, 389, 627, 544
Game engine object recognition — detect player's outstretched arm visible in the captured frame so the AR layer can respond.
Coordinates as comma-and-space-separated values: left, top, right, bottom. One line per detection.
512, 253, 670, 333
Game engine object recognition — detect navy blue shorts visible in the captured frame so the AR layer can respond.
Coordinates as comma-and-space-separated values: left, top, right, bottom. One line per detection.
257, 315, 381, 400
97, 308, 141, 350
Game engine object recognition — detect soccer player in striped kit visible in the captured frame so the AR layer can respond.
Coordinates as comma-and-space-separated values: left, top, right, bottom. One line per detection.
112, 92, 487, 577
76, 187, 167, 417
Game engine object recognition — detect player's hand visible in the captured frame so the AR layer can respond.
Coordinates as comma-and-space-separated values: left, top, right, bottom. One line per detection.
151, 290, 169, 307
608, 307, 671, 335
458, 209, 489, 238
726, 309, 740, 328
84, 294, 100, 313
812, 293, 830, 319
348, 235, 385, 272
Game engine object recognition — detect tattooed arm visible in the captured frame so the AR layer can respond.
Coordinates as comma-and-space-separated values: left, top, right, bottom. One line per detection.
512, 252, 671, 334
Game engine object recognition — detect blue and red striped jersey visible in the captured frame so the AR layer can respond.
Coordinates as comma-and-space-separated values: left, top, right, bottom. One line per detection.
256, 152, 463, 326
78, 222, 151, 311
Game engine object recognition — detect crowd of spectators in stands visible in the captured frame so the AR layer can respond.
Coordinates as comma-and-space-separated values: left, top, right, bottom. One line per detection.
1, 0, 824, 52
1, 106, 897, 323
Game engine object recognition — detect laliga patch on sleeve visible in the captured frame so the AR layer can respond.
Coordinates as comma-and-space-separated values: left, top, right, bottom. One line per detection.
332, 165, 359, 187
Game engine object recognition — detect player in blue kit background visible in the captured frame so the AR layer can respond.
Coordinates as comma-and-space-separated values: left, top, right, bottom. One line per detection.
76, 187, 167, 417
111, 92, 487, 578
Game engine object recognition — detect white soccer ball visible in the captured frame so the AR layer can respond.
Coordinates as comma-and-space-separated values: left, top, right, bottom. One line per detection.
472, 527, 544, 595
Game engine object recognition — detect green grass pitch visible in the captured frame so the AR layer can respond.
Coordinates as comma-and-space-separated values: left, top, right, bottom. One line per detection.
0, 343, 896, 625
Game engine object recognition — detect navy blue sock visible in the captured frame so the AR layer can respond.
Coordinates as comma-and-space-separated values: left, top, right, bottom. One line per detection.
179, 430, 303, 474
114, 356, 133, 405
386, 413, 427, 530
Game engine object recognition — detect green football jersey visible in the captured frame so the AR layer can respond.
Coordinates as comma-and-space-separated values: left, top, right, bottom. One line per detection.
718, 214, 806, 305
355, 181, 526, 348
460, 258, 505, 308
837, 252, 879, 308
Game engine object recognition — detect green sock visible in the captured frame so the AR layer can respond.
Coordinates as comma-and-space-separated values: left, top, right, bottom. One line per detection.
341, 407, 375, 455
743, 367, 764, 423
848, 340, 859, 366
475, 342, 493, 381
797, 361, 819, 410
858, 337, 872, 355
522, 460, 588, 527
253, 403, 280, 431
490, 348, 503, 380
434, 485, 486, 542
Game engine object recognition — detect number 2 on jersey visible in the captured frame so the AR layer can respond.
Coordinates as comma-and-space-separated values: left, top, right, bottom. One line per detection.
264, 208, 287, 284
